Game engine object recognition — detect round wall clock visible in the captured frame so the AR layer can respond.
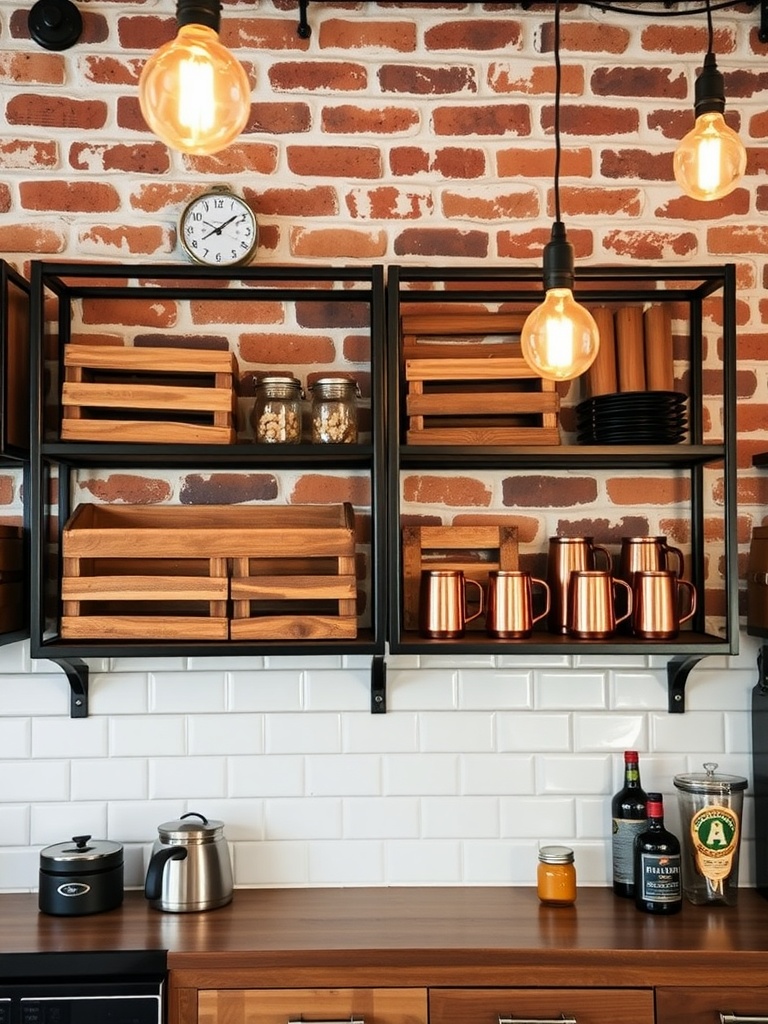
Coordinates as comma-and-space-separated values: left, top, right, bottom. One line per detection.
179, 186, 258, 267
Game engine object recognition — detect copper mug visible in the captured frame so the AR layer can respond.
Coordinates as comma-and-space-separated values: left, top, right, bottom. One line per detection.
487, 571, 550, 639
566, 570, 633, 639
632, 569, 697, 639
619, 536, 685, 582
419, 569, 484, 639
547, 537, 612, 634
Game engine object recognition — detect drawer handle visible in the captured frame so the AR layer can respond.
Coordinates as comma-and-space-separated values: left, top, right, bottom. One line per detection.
499, 1017, 577, 1024
290, 1018, 364, 1024
720, 1017, 768, 1023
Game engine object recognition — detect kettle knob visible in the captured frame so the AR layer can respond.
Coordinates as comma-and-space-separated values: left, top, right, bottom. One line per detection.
144, 845, 188, 902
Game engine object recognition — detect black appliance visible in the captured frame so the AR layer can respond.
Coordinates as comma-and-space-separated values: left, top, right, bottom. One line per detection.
0, 951, 166, 1024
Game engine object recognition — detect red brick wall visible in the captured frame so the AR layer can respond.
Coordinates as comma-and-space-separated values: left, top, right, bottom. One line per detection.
1, 1, 766, 618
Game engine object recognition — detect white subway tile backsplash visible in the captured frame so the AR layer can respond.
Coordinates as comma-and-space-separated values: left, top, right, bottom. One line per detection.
0, 717, 30, 757
611, 670, 667, 711
342, 711, 420, 753
110, 715, 187, 757
537, 755, 613, 795
344, 796, 420, 839
536, 671, 608, 709
500, 796, 575, 839
72, 758, 148, 801
458, 669, 532, 710
234, 840, 309, 886
461, 754, 535, 795
387, 666, 457, 710
576, 795, 611, 839
30, 802, 107, 845
497, 713, 571, 752
573, 714, 647, 752
148, 756, 225, 800
188, 714, 263, 756
266, 712, 342, 754
229, 754, 304, 798
90, 671, 150, 715
0, 673, 68, 716
0, 848, 38, 890
422, 796, 499, 839
108, 800, 184, 843
31, 718, 108, 759
387, 839, 462, 883
229, 669, 302, 712
2, 761, 70, 802
308, 840, 385, 885
0, 805, 30, 845
306, 754, 381, 796
384, 753, 459, 795
419, 711, 495, 752
650, 711, 726, 753
684, 667, 753, 711
305, 667, 371, 711
265, 797, 342, 840
149, 671, 227, 713
189, 798, 264, 841
464, 839, 539, 884
0, 640, 30, 674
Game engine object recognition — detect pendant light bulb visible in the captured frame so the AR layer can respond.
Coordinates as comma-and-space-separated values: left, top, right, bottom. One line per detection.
674, 52, 746, 201
138, 0, 250, 156
521, 222, 600, 382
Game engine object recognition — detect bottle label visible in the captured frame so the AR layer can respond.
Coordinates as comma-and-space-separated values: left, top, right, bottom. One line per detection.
639, 851, 682, 903
612, 817, 647, 884
690, 803, 739, 894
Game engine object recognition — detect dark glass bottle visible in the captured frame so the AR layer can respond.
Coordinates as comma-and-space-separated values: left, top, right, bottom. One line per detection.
611, 749, 648, 898
633, 792, 682, 915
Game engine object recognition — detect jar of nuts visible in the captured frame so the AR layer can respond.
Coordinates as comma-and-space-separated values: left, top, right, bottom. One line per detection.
251, 374, 304, 444
309, 377, 360, 444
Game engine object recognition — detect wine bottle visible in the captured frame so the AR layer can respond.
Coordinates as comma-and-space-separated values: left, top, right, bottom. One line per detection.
611, 749, 648, 898
634, 791, 683, 915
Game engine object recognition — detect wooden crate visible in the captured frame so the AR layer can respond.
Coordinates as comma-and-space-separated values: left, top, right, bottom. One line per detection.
402, 523, 519, 630
231, 503, 357, 640
61, 345, 237, 444
60, 503, 358, 641
402, 313, 560, 446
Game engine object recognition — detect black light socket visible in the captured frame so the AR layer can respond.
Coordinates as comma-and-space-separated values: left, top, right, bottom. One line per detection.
694, 51, 726, 118
542, 221, 575, 292
176, 0, 221, 33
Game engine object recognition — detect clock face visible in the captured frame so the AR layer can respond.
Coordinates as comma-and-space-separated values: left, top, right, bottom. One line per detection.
180, 190, 258, 267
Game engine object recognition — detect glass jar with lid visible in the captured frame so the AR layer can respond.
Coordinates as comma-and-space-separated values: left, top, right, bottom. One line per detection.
537, 845, 577, 906
251, 374, 304, 444
309, 376, 360, 444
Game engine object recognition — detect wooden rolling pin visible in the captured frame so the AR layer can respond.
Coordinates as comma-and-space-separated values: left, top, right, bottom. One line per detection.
584, 307, 617, 396
615, 306, 646, 392
644, 303, 674, 392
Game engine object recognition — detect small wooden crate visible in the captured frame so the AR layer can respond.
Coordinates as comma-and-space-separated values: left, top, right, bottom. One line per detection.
402, 523, 519, 630
61, 345, 237, 444
61, 505, 230, 640
230, 503, 357, 640
402, 313, 560, 446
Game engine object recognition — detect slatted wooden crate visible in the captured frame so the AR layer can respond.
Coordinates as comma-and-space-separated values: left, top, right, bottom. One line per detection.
402, 523, 519, 630
231, 503, 357, 640
60, 503, 358, 641
402, 313, 560, 445
0, 524, 24, 634
61, 345, 237, 444
61, 505, 230, 640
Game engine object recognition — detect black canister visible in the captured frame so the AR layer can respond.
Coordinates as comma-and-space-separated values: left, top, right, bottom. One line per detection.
38, 834, 124, 916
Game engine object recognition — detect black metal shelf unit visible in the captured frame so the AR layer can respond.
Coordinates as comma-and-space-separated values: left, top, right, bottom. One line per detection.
29, 261, 387, 716
386, 263, 738, 712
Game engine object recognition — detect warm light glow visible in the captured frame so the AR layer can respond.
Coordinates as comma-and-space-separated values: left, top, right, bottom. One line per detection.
521, 288, 601, 382
138, 23, 250, 155
674, 111, 747, 201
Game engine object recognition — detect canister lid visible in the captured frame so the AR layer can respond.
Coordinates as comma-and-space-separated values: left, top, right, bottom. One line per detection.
673, 761, 748, 795
40, 835, 124, 873
309, 376, 361, 399
157, 811, 224, 841
538, 845, 574, 864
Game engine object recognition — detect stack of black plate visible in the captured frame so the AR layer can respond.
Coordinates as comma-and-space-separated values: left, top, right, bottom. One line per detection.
576, 391, 687, 445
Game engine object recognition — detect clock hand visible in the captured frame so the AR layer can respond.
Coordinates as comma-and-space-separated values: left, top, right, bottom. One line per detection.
201, 214, 240, 240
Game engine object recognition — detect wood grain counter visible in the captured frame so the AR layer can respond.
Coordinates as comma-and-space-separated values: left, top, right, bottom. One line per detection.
2, 887, 768, 988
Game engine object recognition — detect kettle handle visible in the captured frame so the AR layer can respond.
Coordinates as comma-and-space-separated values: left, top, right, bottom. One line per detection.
180, 811, 209, 825
144, 845, 188, 901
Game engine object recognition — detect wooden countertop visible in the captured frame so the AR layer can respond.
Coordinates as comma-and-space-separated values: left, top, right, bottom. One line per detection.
3, 887, 768, 987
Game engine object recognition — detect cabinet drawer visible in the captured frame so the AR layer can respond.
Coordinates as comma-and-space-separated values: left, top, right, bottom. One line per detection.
198, 989, 427, 1024
657, 988, 768, 1024
430, 988, 653, 1024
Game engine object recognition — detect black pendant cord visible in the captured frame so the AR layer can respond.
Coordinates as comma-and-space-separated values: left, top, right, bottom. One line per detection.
706, 0, 714, 56
553, 0, 562, 225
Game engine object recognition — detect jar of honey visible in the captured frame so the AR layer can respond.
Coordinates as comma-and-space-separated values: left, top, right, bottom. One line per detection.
537, 845, 576, 906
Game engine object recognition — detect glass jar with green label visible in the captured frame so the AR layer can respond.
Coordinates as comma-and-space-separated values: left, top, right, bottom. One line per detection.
673, 762, 748, 906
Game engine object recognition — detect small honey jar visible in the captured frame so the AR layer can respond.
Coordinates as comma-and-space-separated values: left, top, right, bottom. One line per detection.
537, 845, 576, 906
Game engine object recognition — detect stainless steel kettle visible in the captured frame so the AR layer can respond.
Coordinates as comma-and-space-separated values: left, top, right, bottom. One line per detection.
144, 811, 233, 913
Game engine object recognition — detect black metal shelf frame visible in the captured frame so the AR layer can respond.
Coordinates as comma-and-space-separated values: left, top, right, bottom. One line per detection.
28, 262, 387, 716
386, 263, 739, 713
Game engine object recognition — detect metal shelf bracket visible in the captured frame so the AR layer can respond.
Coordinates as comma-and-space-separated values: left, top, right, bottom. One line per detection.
667, 655, 703, 712
52, 657, 89, 718
371, 654, 386, 713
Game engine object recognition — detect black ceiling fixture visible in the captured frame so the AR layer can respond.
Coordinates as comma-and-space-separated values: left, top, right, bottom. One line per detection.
28, 0, 82, 51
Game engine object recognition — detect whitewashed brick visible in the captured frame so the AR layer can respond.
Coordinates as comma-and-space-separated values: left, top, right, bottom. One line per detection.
308, 840, 385, 884
461, 753, 535, 795
266, 712, 342, 754
384, 753, 459, 795
110, 715, 187, 757
72, 758, 148, 801
31, 802, 107, 845
497, 713, 571, 752
344, 796, 420, 839
149, 671, 227, 713
419, 711, 494, 752
306, 753, 381, 796
501, 796, 575, 839
536, 671, 608, 709
458, 669, 532, 709
265, 797, 342, 840
0, 805, 30, 845
229, 669, 302, 712
422, 796, 499, 839
387, 838, 461, 883
188, 713, 263, 756
1, 761, 70, 802
342, 711, 419, 753
148, 757, 225, 800
574, 714, 647, 752
538, 754, 612, 795
234, 840, 309, 886
229, 754, 304, 798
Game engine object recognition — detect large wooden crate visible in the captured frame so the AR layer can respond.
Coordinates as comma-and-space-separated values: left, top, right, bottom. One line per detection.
402, 313, 560, 446
61, 345, 237, 444
230, 503, 357, 640
402, 523, 519, 630
60, 503, 357, 641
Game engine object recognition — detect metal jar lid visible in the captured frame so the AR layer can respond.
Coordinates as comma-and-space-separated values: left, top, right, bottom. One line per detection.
538, 844, 574, 864
255, 374, 304, 398
309, 377, 361, 401
673, 761, 748, 795
40, 834, 124, 875
157, 811, 225, 843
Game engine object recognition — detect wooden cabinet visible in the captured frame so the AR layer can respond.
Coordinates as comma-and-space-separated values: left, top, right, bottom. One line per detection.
199, 989, 428, 1024
656, 988, 768, 1024
430, 988, 654, 1024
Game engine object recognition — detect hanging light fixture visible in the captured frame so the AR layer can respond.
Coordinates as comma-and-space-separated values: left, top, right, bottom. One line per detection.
138, 0, 251, 156
520, 1, 600, 383
673, 0, 747, 201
